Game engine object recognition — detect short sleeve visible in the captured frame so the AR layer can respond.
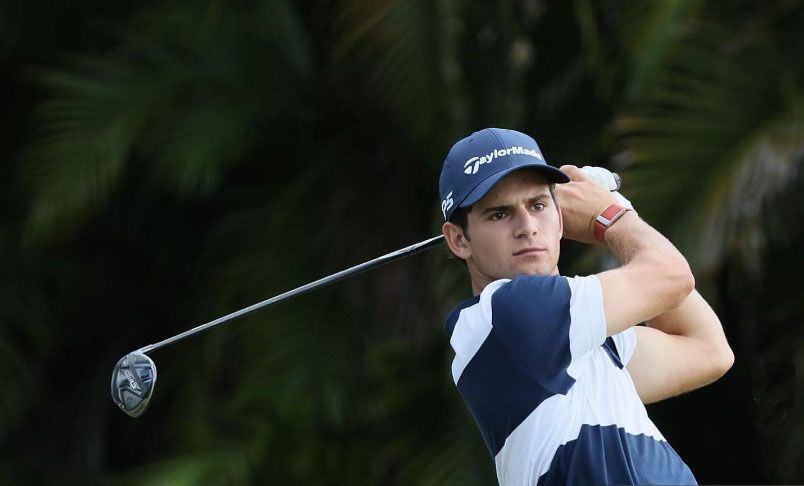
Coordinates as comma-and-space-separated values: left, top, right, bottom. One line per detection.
489, 275, 607, 394
610, 327, 637, 366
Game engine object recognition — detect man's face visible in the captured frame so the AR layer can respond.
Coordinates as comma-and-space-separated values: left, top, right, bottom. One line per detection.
444, 169, 563, 293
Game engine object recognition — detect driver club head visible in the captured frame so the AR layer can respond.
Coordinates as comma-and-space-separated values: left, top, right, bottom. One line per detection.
110, 352, 157, 418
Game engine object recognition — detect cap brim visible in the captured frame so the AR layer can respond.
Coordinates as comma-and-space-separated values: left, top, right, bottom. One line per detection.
459, 164, 570, 209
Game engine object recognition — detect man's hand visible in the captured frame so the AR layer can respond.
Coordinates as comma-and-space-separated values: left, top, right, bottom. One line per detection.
556, 165, 619, 245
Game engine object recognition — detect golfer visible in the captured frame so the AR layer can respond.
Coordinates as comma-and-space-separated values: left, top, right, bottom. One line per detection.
439, 128, 733, 485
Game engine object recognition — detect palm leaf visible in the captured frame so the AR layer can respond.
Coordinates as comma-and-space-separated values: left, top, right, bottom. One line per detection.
615, 21, 804, 274
22, 0, 314, 243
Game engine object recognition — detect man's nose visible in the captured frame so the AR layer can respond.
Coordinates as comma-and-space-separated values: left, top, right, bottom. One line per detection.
513, 209, 538, 238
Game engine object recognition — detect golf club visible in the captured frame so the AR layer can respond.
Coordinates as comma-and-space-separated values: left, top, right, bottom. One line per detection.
111, 167, 622, 418
111, 234, 445, 417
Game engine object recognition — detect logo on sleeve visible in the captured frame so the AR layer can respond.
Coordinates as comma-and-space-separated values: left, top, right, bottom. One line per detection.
463, 146, 543, 175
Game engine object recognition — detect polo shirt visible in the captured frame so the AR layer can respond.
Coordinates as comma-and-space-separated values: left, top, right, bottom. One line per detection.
445, 274, 696, 485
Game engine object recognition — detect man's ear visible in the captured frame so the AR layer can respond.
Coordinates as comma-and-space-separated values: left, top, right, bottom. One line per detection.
442, 222, 472, 260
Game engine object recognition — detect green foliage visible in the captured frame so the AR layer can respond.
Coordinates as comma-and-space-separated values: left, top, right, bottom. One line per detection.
616, 18, 804, 273
22, 0, 313, 242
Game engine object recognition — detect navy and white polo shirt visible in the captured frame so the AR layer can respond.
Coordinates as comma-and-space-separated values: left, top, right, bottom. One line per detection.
445, 274, 696, 486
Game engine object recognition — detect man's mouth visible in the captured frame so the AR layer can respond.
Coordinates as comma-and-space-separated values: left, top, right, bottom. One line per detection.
513, 247, 546, 256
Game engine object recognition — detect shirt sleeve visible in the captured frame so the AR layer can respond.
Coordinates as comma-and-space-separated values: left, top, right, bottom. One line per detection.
610, 327, 637, 366
488, 274, 607, 393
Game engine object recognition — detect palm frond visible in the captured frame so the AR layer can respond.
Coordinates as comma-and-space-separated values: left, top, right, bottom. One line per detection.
333, 0, 457, 138
22, 0, 314, 242
615, 21, 804, 273
22, 56, 157, 242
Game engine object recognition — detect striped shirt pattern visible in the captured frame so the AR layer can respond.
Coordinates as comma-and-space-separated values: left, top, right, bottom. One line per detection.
445, 274, 697, 485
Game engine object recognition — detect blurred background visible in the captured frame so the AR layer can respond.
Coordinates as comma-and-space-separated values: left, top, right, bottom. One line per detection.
1, 0, 802, 484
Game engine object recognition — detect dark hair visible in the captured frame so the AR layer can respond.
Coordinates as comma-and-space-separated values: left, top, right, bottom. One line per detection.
449, 205, 472, 239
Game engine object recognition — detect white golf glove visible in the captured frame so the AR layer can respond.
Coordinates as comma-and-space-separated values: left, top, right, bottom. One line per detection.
580, 165, 634, 211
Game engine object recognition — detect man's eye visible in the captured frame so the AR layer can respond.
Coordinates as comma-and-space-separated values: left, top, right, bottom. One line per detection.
491, 212, 506, 221
532, 202, 546, 211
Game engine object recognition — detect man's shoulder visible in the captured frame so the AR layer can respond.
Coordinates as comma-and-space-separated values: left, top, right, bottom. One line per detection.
443, 275, 570, 335
443, 274, 604, 337
490, 274, 572, 308
497, 274, 604, 306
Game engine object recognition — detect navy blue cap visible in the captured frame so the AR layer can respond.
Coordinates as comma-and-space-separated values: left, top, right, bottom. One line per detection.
438, 128, 570, 221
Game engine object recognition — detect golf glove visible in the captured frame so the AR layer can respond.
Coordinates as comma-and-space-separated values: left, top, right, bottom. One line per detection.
580, 165, 634, 211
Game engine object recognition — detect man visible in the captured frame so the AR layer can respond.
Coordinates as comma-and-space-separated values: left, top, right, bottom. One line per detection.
439, 128, 734, 485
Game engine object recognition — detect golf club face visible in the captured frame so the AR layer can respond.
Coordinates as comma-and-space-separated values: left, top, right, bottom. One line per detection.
110, 352, 157, 418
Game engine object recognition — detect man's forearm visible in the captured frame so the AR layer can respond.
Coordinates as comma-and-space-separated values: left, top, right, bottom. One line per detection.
604, 212, 694, 312
604, 211, 685, 267
593, 212, 695, 333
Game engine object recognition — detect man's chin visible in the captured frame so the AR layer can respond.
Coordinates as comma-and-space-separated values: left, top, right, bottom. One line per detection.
509, 264, 555, 278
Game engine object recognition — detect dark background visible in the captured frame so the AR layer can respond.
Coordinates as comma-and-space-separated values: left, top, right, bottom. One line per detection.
1, 0, 802, 484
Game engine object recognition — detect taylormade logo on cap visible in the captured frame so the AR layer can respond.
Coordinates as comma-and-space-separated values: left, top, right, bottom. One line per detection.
463, 146, 544, 175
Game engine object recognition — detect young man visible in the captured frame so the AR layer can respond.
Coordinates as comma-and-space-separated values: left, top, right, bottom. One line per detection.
439, 128, 734, 485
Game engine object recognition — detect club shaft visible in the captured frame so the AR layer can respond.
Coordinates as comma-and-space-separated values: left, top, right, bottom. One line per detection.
138, 234, 445, 354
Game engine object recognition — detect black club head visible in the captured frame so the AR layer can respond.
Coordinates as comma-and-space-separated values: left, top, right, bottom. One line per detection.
110, 352, 157, 418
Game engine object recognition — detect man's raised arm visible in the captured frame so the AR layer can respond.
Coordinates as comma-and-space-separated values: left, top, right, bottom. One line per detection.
557, 165, 733, 404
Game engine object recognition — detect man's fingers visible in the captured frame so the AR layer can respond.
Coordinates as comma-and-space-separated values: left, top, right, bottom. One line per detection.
559, 164, 589, 182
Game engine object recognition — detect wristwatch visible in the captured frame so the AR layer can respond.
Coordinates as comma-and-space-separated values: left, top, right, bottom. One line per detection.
593, 204, 632, 243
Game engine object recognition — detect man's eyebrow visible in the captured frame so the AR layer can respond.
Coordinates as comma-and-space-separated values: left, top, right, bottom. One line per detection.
481, 204, 512, 215
480, 193, 552, 214
528, 192, 552, 202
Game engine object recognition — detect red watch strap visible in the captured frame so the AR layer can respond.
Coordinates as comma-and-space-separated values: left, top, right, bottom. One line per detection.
594, 204, 630, 243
